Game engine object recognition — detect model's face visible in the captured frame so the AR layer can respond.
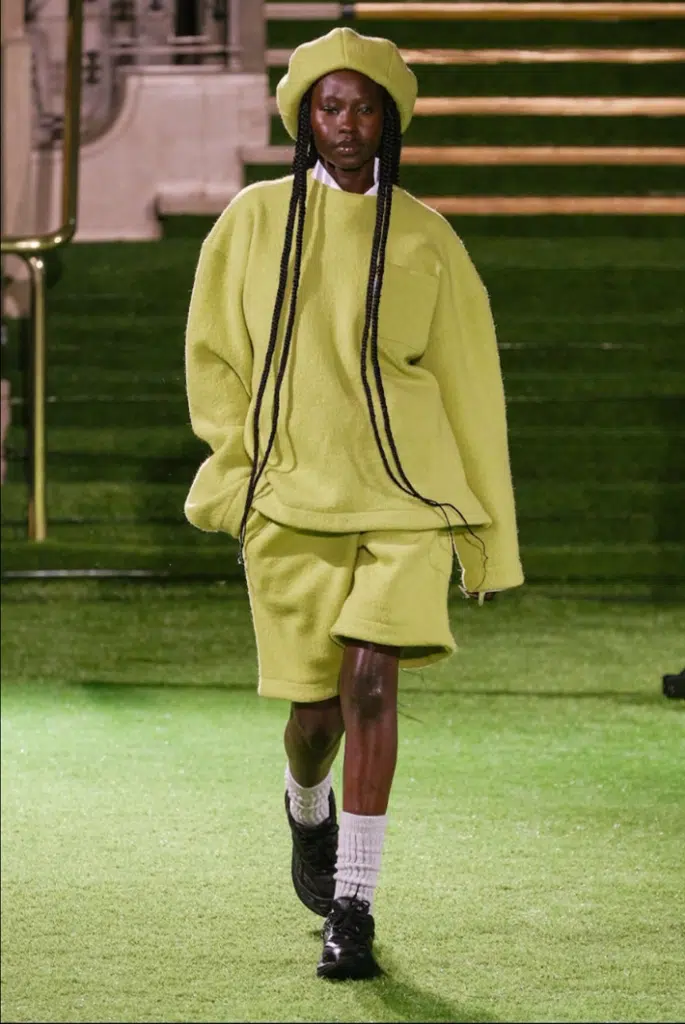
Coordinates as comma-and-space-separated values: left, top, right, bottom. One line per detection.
310, 70, 384, 176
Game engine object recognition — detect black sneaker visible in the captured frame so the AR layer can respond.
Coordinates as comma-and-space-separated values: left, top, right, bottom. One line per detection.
285, 790, 338, 917
317, 896, 381, 980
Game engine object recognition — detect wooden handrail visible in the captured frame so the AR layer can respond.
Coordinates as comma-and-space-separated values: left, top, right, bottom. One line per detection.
353, 2, 685, 20
396, 47, 685, 64
267, 46, 685, 65
413, 96, 685, 115
422, 196, 685, 213
242, 143, 685, 165
403, 145, 685, 164
267, 95, 685, 116
266, 1, 685, 18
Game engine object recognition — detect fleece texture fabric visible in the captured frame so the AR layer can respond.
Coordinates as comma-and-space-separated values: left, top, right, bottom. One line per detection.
184, 172, 524, 595
276, 27, 418, 139
242, 509, 457, 700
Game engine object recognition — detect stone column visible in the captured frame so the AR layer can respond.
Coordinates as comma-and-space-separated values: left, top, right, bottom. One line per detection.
2, 0, 33, 322
2, 0, 33, 240
1, 0, 33, 483
229, 0, 265, 72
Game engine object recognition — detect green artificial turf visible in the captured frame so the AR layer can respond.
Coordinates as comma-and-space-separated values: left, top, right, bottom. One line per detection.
2, 236, 684, 587
1, 582, 684, 1023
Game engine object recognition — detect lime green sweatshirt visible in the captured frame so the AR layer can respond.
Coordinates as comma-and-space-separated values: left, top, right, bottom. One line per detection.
184, 171, 524, 593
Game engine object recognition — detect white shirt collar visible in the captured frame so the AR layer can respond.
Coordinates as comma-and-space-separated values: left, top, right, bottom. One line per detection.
311, 158, 379, 196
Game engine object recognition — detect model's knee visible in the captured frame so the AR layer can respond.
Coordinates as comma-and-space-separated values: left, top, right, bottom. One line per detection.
344, 665, 399, 725
341, 643, 399, 724
349, 672, 385, 723
301, 718, 344, 755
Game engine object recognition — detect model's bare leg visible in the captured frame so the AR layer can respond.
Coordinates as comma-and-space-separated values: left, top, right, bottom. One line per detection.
284, 696, 344, 919
331, 640, 399, 908
317, 640, 399, 980
339, 641, 399, 815
284, 696, 344, 788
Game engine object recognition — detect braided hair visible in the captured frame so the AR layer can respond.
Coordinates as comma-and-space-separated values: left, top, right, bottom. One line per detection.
236, 94, 316, 558
238, 87, 487, 587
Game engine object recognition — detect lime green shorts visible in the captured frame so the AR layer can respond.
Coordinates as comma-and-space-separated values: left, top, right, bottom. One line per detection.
243, 511, 457, 703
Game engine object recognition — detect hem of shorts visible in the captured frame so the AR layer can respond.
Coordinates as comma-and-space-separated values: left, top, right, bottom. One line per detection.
401, 647, 455, 669
258, 676, 340, 702
330, 615, 457, 668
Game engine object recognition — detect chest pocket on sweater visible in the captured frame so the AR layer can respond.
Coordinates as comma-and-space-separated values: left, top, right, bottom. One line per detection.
377, 262, 439, 361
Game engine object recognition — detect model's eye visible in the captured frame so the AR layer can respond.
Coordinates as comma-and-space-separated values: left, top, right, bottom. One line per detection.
359, 105, 373, 115
322, 105, 338, 114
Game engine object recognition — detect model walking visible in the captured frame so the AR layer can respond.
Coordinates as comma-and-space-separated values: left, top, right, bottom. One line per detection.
185, 27, 524, 979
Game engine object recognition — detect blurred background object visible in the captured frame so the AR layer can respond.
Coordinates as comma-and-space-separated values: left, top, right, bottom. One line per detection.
662, 666, 685, 697
1, 0, 684, 599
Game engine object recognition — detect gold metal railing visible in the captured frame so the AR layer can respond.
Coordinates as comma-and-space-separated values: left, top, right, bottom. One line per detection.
1, 0, 83, 542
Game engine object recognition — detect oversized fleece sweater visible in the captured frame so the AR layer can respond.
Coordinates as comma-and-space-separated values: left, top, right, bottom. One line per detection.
184, 171, 524, 594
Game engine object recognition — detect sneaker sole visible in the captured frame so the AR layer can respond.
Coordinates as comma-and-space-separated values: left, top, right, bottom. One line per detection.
316, 954, 382, 981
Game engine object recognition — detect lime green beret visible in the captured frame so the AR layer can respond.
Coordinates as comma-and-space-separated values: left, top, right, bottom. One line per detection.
276, 27, 418, 140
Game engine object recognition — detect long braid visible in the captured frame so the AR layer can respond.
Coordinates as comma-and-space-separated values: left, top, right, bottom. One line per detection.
358, 102, 426, 499
237, 93, 315, 563
361, 95, 489, 588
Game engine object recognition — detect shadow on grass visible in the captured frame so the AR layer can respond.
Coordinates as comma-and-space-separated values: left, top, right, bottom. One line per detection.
75, 680, 669, 708
353, 972, 498, 1023
305, 928, 497, 1022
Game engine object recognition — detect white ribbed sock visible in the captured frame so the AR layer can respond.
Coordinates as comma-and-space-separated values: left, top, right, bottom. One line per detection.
334, 811, 387, 910
285, 765, 332, 827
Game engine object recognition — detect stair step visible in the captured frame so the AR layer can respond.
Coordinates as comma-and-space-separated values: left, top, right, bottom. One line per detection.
36, 251, 685, 315
266, 93, 685, 116
4, 335, 681, 390
348, 2, 685, 23
267, 45, 685, 65
269, 110, 684, 147
425, 195, 685, 213
267, 58, 685, 97
2, 510, 680, 547
243, 160, 685, 201
4, 477, 682, 518
3, 394, 681, 430
3, 373, 684, 418
243, 143, 685, 165
1, 531, 683, 584
268, 11, 685, 60
1, 507, 682, 547
3, 426, 682, 479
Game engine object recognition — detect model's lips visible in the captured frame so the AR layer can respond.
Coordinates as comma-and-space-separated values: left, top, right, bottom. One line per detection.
336, 142, 362, 153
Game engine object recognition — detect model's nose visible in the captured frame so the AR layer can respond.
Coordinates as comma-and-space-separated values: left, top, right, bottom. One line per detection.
338, 107, 356, 131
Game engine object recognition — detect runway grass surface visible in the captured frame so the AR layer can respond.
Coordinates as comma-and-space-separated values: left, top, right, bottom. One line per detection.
2, 580, 683, 1023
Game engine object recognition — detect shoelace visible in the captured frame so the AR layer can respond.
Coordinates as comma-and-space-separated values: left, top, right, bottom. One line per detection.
328, 896, 372, 938
297, 820, 339, 873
